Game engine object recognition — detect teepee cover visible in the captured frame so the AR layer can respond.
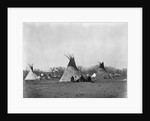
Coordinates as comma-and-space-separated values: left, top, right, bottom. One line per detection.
59, 55, 81, 82
91, 73, 96, 77
95, 62, 110, 81
24, 64, 38, 80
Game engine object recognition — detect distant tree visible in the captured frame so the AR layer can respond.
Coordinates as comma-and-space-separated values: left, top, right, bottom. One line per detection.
77, 66, 83, 72
105, 66, 116, 74
34, 68, 41, 72
119, 68, 127, 77
55, 67, 65, 77
49, 67, 56, 77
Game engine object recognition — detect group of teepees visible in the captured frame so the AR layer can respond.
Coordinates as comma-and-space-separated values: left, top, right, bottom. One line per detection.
24, 54, 113, 82
59, 55, 112, 82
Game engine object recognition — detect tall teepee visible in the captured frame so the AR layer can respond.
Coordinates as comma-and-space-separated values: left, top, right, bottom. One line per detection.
24, 64, 38, 80
59, 55, 81, 82
95, 62, 110, 81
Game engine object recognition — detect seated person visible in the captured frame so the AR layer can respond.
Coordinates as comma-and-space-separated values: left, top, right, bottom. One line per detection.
71, 76, 74, 82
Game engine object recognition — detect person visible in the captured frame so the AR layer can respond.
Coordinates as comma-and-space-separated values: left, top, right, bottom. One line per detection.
74, 76, 77, 82
71, 76, 74, 82
87, 75, 92, 82
74, 76, 79, 82
80, 74, 85, 82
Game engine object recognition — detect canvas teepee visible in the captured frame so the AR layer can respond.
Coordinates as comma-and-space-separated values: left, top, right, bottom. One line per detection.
95, 62, 110, 81
24, 64, 38, 80
59, 55, 81, 82
91, 73, 96, 78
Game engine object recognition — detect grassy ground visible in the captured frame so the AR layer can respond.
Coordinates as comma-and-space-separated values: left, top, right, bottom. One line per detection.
23, 78, 127, 98
23, 79, 127, 98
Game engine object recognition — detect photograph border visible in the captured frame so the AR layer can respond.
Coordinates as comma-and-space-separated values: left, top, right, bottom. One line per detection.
2, 1, 148, 116
8, 8, 142, 114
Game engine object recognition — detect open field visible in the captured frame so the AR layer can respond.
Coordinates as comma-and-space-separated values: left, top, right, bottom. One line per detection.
23, 78, 127, 98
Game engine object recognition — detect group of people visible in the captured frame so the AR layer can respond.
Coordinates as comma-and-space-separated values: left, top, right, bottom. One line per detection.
71, 74, 92, 83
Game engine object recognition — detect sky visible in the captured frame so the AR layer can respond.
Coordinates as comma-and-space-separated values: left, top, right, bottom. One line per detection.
23, 22, 128, 71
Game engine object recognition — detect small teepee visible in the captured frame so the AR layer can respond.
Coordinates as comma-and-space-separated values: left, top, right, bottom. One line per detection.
95, 62, 110, 81
91, 73, 96, 78
59, 55, 81, 82
24, 64, 38, 80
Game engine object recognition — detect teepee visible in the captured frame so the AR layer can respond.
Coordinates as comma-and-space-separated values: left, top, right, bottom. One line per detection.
24, 64, 38, 80
95, 62, 110, 81
91, 73, 96, 78
59, 55, 81, 82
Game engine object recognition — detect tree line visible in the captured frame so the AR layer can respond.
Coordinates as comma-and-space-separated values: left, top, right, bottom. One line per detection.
23, 65, 127, 79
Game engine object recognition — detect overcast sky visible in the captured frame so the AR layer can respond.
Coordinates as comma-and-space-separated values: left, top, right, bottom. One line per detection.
23, 22, 127, 71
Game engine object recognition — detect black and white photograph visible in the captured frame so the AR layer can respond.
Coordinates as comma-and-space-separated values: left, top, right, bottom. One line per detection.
23, 22, 127, 98
8, 8, 142, 113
